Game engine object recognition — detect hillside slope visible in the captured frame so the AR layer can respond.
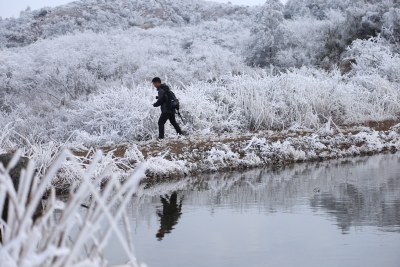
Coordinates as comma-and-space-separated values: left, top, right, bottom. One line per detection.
0, 0, 252, 48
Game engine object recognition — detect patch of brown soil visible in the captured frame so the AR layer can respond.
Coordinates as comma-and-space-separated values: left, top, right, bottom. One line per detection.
343, 119, 399, 132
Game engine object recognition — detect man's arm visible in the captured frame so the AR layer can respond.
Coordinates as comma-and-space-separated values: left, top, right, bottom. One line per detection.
153, 89, 165, 107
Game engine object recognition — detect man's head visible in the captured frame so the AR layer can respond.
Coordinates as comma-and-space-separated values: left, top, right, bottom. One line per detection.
152, 77, 162, 89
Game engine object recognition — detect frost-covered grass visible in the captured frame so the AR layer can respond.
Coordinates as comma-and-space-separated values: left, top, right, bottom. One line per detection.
232, 67, 400, 130
1, 65, 399, 149
0, 150, 146, 267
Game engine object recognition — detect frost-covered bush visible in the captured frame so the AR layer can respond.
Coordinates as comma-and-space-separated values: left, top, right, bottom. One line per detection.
59, 86, 158, 145
50, 82, 245, 144
146, 156, 188, 177
230, 68, 399, 130
347, 36, 400, 83
0, 22, 249, 109
0, 0, 252, 48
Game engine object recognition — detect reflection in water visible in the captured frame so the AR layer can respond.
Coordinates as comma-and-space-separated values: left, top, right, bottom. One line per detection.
133, 153, 400, 234
311, 184, 366, 234
156, 192, 183, 241
108, 153, 400, 267
311, 180, 400, 234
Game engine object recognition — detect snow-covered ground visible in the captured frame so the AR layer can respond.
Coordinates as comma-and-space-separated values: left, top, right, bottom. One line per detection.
133, 124, 400, 174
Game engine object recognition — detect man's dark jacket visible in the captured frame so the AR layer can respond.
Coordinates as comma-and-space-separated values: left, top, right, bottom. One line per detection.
153, 84, 175, 114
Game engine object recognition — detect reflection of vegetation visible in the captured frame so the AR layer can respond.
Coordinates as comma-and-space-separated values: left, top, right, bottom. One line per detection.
136, 154, 400, 236
310, 176, 400, 234
156, 192, 183, 241
310, 183, 365, 234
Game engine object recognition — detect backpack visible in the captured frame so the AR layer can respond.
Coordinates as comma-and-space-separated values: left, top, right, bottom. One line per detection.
165, 89, 180, 110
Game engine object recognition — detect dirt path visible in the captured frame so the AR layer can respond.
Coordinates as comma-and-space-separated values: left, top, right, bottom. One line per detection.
74, 119, 400, 161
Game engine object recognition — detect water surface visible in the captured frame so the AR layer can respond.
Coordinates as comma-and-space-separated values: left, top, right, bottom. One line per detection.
108, 153, 400, 267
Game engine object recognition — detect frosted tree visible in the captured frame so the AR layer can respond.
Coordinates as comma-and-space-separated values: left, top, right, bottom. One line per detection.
284, 0, 361, 20
347, 36, 400, 83
383, 7, 400, 50
246, 0, 286, 67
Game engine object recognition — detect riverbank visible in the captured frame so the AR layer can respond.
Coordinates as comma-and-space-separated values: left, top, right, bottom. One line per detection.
73, 120, 400, 183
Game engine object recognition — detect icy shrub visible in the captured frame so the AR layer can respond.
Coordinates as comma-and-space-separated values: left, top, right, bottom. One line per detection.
229, 67, 399, 130
60, 86, 157, 144
124, 145, 145, 164
146, 156, 187, 177
206, 145, 240, 169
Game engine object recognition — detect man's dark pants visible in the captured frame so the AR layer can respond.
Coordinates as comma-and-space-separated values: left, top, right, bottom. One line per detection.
158, 113, 182, 139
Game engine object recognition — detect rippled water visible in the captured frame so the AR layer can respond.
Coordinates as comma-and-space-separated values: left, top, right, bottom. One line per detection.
108, 153, 400, 267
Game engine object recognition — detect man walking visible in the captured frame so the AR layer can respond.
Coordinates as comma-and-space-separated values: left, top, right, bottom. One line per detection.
152, 77, 183, 139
